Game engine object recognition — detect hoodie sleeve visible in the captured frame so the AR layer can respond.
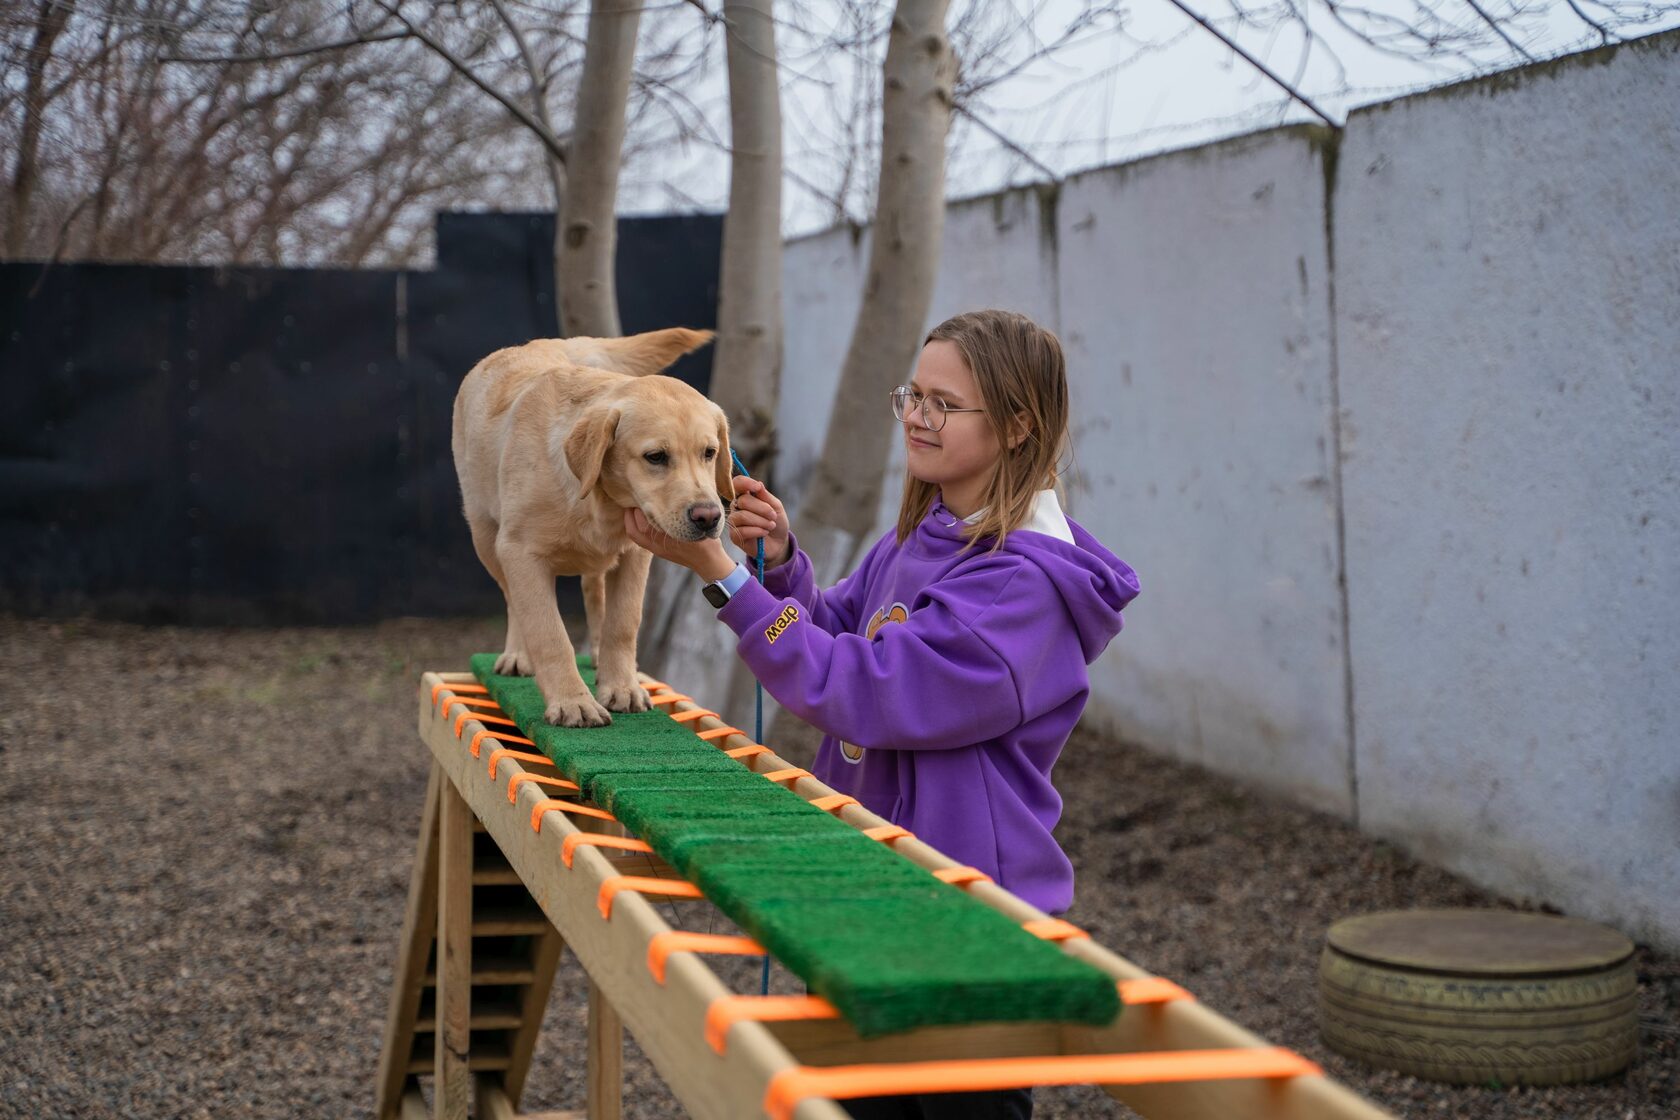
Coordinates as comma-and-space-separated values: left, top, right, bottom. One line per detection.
717, 554, 1073, 750
755, 531, 875, 637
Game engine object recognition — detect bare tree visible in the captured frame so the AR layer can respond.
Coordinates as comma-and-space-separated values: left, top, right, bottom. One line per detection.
712, 0, 785, 476
795, 0, 956, 584
557, 0, 641, 338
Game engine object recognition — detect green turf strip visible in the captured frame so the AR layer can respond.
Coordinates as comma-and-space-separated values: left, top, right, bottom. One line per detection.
469, 653, 1120, 1037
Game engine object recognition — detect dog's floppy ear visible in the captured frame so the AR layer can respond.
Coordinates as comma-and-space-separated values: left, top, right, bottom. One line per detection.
564, 406, 620, 495
714, 410, 736, 506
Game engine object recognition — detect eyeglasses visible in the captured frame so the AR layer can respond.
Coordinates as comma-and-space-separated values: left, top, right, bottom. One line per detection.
890, 385, 986, 432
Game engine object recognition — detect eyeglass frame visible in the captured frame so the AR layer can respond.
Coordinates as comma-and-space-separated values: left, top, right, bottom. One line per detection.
890, 385, 986, 432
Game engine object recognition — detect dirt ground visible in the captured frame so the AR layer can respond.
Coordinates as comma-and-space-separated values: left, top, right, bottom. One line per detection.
0, 615, 1673, 1120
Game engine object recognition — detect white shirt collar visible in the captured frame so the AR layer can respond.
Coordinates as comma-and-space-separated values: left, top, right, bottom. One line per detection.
961, 488, 1075, 544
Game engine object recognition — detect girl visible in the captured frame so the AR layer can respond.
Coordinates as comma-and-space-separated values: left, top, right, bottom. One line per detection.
625, 309, 1139, 1120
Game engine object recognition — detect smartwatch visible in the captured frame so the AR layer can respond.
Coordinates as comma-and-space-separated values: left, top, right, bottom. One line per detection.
701, 563, 752, 609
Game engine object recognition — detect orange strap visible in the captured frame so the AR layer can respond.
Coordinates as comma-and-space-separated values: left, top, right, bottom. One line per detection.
932, 866, 992, 886
810, 794, 858, 813
530, 798, 616, 832
705, 995, 840, 1054
863, 825, 912, 843
640, 679, 671, 692
670, 708, 720, 724
561, 833, 653, 869
506, 773, 580, 802
598, 876, 703, 919
761, 767, 812, 784
470, 729, 535, 758
431, 681, 487, 708
763, 1048, 1320, 1120
456, 710, 518, 736
646, 932, 765, 984
443, 696, 503, 719
648, 693, 693, 707
1119, 977, 1195, 1005
696, 726, 745, 742
1022, 918, 1090, 943
725, 744, 771, 760
486, 748, 551, 779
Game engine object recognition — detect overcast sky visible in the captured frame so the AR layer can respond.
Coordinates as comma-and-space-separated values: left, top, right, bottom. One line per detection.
612, 0, 1679, 237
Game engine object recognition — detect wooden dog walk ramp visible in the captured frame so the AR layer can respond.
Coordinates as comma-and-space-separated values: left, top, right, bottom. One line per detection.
374, 668, 1399, 1120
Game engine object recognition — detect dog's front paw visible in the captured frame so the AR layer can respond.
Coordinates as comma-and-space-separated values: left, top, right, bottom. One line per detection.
495, 649, 534, 676
545, 693, 613, 728
597, 679, 651, 714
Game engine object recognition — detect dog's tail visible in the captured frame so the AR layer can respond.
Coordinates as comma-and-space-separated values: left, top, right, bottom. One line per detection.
560, 327, 715, 377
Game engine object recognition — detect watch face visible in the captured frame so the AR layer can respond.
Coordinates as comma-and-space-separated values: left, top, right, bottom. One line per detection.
702, 582, 730, 609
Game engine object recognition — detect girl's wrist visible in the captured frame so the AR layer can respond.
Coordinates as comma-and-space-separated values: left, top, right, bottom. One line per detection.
695, 545, 736, 584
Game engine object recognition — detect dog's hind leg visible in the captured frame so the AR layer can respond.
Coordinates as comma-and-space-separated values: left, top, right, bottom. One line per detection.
594, 547, 652, 714
581, 569, 608, 667
470, 518, 533, 677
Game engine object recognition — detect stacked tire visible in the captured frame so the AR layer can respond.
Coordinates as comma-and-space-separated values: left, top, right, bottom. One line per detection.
1319, 909, 1638, 1086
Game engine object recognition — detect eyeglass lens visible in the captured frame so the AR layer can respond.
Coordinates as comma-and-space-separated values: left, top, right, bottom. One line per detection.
892, 387, 944, 431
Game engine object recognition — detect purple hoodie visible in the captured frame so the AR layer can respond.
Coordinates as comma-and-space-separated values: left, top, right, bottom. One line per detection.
716, 495, 1140, 913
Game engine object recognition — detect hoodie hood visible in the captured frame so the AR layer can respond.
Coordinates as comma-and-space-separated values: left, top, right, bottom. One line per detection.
915, 496, 1140, 663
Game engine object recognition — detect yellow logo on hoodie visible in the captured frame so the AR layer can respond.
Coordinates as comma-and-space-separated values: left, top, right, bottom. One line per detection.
764, 604, 799, 643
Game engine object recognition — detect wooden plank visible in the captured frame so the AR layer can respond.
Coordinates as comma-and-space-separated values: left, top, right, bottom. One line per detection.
504, 925, 567, 1104
407, 1037, 511, 1076
436, 777, 474, 1119
399, 1085, 429, 1120
423, 957, 536, 986
416, 992, 527, 1032
424, 670, 1392, 1120
375, 764, 442, 1120
588, 979, 623, 1120
470, 906, 551, 936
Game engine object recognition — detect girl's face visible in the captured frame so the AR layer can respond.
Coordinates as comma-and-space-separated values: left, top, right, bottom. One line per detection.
902, 340, 1003, 517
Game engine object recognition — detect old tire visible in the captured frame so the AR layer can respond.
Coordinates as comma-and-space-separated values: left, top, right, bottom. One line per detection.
1318, 908, 1637, 1086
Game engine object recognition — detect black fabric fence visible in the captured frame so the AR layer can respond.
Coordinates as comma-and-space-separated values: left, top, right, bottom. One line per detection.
0, 212, 721, 623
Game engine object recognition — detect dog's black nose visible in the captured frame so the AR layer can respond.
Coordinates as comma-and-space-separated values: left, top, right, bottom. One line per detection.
687, 504, 721, 532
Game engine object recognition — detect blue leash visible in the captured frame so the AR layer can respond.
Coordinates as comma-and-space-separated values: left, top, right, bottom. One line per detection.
729, 450, 773, 996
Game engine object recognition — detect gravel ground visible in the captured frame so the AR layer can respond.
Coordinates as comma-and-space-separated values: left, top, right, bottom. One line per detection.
0, 615, 1673, 1120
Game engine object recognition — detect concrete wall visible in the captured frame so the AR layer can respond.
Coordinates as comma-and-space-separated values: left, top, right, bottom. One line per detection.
1333, 37, 1680, 946
773, 30, 1680, 949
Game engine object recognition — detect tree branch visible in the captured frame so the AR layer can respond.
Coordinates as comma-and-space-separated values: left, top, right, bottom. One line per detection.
161, 29, 412, 65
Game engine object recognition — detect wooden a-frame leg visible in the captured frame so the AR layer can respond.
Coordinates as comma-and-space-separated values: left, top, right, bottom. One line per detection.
435, 778, 474, 1120
588, 979, 623, 1120
375, 764, 441, 1120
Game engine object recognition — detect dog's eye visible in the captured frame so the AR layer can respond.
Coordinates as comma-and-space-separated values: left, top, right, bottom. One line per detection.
643, 451, 668, 466
703, 447, 717, 461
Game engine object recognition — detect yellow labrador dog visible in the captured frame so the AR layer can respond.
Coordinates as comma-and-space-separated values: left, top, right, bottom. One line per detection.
451, 327, 729, 727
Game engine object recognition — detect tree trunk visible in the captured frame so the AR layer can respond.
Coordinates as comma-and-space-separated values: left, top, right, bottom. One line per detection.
7, 0, 76, 258
763, 0, 953, 745
801, 0, 954, 541
711, 0, 784, 476
638, 0, 785, 721
558, 0, 641, 339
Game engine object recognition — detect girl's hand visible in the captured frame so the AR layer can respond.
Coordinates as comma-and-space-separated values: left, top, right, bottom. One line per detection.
624, 509, 734, 583
728, 476, 792, 569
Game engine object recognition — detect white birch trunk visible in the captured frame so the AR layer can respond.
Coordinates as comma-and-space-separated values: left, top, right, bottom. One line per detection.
800, 0, 954, 538
640, 0, 787, 726
558, 0, 641, 338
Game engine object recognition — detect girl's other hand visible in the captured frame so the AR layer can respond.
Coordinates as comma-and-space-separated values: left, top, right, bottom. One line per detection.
728, 476, 792, 568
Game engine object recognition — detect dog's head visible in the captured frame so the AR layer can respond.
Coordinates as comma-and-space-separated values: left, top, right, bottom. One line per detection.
563, 378, 734, 542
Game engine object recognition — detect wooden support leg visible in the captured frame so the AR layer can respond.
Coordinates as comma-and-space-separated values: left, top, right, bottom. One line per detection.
587, 979, 623, 1120
436, 778, 474, 1120
505, 925, 566, 1104
376, 764, 441, 1120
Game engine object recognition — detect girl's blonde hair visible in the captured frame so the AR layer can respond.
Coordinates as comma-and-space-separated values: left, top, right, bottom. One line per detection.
895, 309, 1069, 550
